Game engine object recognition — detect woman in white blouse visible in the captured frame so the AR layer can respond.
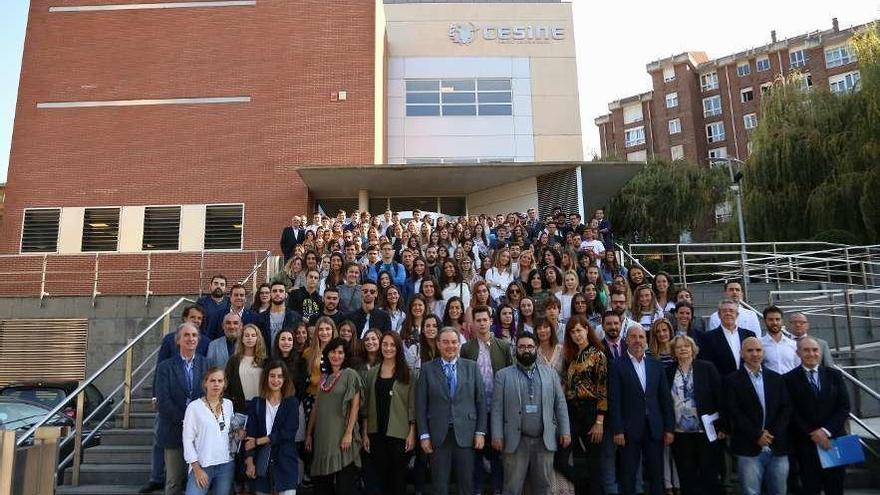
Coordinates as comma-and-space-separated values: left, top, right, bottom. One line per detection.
183, 367, 243, 495
484, 248, 515, 301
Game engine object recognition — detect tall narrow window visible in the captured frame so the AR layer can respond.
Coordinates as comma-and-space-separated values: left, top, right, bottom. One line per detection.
204, 205, 244, 250
143, 206, 181, 251
82, 208, 120, 252
21, 208, 60, 253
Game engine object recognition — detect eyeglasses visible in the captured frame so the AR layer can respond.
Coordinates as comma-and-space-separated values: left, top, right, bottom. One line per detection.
362, 289, 378, 294
517, 345, 537, 351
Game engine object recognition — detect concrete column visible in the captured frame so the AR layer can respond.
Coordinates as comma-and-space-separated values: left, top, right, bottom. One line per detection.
358, 189, 369, 212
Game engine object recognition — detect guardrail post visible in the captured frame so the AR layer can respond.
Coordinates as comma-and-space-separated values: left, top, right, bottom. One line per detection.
844, 247, 852, 286
39, 253, 49, 306
91, 253, 101, 307
162, 306, 171, 336
71, 385, 86, 486
0, 430, 14, 494
828, 289, 841, 353
123, 338, 133, 429
145, 253, 152, 306
862, 262, 875, 339
198, 251, 205, 296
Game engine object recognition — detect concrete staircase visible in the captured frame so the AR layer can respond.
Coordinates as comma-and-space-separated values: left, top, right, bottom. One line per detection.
57, 396, 155, 494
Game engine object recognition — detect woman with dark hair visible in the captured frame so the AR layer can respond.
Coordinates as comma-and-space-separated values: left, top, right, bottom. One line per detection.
418, 314, 441, 365
535, 317, 564, 376
361, 332, 416, 495
540, 246, 561, 270
581, 283, 606, 332
357, 328, 382, 373
468, 280, 495, 322
502, 281, 525, 316
244, 360, 300, 495
627, 264, 648, 290
559, 315, 608, 495
652, 271, 677, 313
376, 271, 394, 304
292, 321, 310, 357
382, 285, 406, 333
419, 276, 445, 318
442, 296, 469, 342
337, 320, 365, 368
491, 303, 517, 343
305, 338, 363, 495
526, 268, 552, 317
632, 284, 665, 329
544, 265, 564, 297
322, 252, 346, 296
439, 260, 471, 309
518, 296, 536, 335
272, 328, 309, 402
251, 283, 272, 314
584, 264, 609, 308
403, 256, 428, 304
600, 250, 627, 285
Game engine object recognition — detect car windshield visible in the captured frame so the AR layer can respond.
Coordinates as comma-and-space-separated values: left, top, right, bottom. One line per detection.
0, 401, 65, 430
0, 388, 66, 409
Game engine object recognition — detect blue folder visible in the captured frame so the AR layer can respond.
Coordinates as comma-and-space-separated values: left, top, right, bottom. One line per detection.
816, 434, 865, 469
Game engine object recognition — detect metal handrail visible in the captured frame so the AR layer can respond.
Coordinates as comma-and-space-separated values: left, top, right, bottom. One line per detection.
835, 365, 880, 402
240, 250, 272, 291
614, 242, 655, 279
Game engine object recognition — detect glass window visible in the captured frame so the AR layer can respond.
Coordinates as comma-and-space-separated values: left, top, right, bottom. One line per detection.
756, 57, 771, 72
439, 197, 467, 216
20, 209, 60, 253
665, 92, 678, 108
743, 113, 758, 130
668, 119, 681, 135
706, 122, 726, 144
670, 145, 685, 161
390, 197, 437, 213
703, 95, 722, 117
829, 71, 861, 94
708, 147, 728, 159
663, 66, 676, 82
741, 87, 754, 103
790, 49, 809, 68
406, 78, 512, 117
825, 45, 856, 69
624, 126, 646, 148
82, 208, 120, 252
700, 72, 719, 91
736, 63, 751, 77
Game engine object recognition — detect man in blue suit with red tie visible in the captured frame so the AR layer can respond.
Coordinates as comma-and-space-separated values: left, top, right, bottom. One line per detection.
610, 324, 675, 495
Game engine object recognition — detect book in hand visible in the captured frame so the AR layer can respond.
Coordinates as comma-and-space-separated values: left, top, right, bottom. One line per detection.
816, 435, 865, 469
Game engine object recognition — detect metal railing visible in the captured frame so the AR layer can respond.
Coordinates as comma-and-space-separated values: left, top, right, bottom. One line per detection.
15, 297, 194, 485
0, 249, 272, 305
621, 242, 880, 291
835, 365, 880, 459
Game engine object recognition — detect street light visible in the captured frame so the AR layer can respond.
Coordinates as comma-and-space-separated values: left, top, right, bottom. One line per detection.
708, 156, 749, 297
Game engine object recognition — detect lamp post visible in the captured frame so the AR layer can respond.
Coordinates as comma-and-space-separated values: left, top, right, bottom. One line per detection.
709, 156, 749, 297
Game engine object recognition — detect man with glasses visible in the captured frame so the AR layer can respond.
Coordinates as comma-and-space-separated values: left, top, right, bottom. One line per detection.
491, 332, 570, 495
367, 241, 406, 288
343, 281, 391, 337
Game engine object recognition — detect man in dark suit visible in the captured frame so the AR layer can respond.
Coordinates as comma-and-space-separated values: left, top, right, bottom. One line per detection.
725, 337, 791, 495
260, 282, 302, 347
461, 305, 513, 495
155, 323, 206, 495
698, 299, 757, 377
784, 337, 851, 495
598, 310, 625, 495
610, 324, 675, 495
280, 215, 305, 263
416, 327, 487, 495
344, 281, 392, 337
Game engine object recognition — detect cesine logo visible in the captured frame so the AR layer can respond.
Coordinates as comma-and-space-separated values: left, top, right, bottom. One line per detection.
448, 22, 477, 45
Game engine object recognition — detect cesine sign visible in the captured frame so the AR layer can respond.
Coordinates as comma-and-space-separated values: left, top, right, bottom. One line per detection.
448, 22, 565, 45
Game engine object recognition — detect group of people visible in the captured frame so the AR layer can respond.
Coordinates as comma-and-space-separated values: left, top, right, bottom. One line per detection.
141, 206, 852, 495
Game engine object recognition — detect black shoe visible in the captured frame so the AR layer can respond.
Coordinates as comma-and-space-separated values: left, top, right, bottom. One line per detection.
138, 481, 164, 493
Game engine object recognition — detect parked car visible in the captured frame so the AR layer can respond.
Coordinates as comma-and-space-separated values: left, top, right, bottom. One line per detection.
0, 397, 100, 469
0, 381, 112, 425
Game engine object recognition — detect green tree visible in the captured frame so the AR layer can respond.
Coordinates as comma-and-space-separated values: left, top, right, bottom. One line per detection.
608, 159, 728, 242
744, 22, 880, 243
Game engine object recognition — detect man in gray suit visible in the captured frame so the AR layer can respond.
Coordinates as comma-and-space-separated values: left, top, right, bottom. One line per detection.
206, 313, 242, 369
491, 332, 571, 495
787, 313, 834, 366
416, 326, 487, 495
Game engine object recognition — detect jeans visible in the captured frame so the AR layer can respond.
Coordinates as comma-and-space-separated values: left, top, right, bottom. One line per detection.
737, 451, 788, 495
184, 461, 234, 495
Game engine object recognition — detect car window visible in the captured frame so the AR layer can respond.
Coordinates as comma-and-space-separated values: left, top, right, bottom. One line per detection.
0, 401, 62, 430
0, 388, 66, 409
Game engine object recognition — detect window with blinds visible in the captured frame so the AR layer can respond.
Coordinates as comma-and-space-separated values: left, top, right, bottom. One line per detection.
20, 209, 60, 253
82, 208, 120, 252
204, 204, 243, 250
142, 206, 181, 251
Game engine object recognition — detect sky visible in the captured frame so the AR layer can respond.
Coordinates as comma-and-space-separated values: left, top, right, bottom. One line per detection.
0, 1, 878, 182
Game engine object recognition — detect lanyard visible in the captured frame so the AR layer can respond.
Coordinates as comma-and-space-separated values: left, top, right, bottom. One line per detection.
519, 365, 536, 400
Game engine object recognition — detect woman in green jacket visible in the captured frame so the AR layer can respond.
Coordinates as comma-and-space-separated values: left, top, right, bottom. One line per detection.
360, 331, 415, 495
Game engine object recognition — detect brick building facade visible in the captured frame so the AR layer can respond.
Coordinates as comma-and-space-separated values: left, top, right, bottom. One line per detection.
596, 18, 866, 163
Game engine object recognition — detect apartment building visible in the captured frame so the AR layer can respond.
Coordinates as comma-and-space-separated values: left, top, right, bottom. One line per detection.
595, 18, 866, 163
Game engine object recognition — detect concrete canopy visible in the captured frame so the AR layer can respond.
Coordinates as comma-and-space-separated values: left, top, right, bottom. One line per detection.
295, 161, 644, 200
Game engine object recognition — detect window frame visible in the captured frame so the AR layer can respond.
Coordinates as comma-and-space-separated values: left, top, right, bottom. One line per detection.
743, 113, 758, 130
700, 72, 719, 92
706, 121, 726, 144
825, 45, 856, 69
736, 62, 751, 77
665, 92, 679, 109
405, 78, 513, 117
829, 71, 861, 94
624, 126, 646, 148
670, 144, 685, 161
740, 87, 754, 103
204, 203, 245, 251
789, 49, 809, 69
668, 118, 682, 135
20, 207, 61, 254
81, 207, 121, 253
702, 95, 722, 117
756, 57, 771, 72
142, 205, 182, 252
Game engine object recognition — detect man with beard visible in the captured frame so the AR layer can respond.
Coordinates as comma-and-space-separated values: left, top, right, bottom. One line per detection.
761, 306, 800, 374
337, 262, 363, 315
289, 269, 323, 323
196, 274, 231, 340
206, 313, 242, 369
491, 332, 570, 495
425, 244, 442, 280
228, 283, 260, 328
344, 281, 391, 337
259, 282, 302, 346
309, 287, 345, 327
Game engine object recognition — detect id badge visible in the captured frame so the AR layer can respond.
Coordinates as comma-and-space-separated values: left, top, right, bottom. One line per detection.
525, 404, 538, 414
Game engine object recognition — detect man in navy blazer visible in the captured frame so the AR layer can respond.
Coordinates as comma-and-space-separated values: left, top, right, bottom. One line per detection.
784, 337, 851, 495
610, 324, 674, 495
280, 215, 306, 263
155, 322, 206, 495
698, 299, 757, 377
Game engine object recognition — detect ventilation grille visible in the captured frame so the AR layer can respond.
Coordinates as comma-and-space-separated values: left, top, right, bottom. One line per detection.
537, 169, 579, 219
143, 206, 181, 251
21, 209, 60, 253
205, 205, 243, 250
82, 208, 120, 252
0, 319, 88, 386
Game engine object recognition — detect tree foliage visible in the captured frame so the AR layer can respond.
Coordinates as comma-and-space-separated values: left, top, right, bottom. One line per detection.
608, 160, 728, 243
744, 22, 880, 243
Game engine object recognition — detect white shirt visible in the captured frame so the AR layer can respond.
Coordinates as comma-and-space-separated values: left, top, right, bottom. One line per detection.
182, 398, 235, 469
708, 305, 762, 334
265, 400, 280, 437
761, 332, 800, 374
721, 325, 742, 370
628, 352, 647, 392
441, 283, 471, 309
579, 239, 606, 255
484, 267, 514, 301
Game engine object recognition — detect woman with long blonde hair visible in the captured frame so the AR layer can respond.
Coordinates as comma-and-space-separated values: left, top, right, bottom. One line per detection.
224, 324, 268, 413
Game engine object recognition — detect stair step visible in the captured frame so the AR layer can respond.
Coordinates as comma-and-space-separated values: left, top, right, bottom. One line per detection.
116, 412, 157, 428
62, 463, 150, 485
57, 485, 146, 495
101, 428, 154, 446
130, 398, 156, 413
85, 445, 153, 464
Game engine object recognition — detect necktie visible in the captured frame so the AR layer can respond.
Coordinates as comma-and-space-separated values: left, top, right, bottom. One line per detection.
362, 313, 371, 338
809, 369, 820, 394
444, 362, 456, 397
612, 343, 619, 360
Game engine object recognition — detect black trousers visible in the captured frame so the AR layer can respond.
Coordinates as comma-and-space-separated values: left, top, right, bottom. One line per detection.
313, 463, 359, 495
368, 434, 409, 495
555, 399, 600, 495
796, 439, 845, 495
670, 432, 722, 495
